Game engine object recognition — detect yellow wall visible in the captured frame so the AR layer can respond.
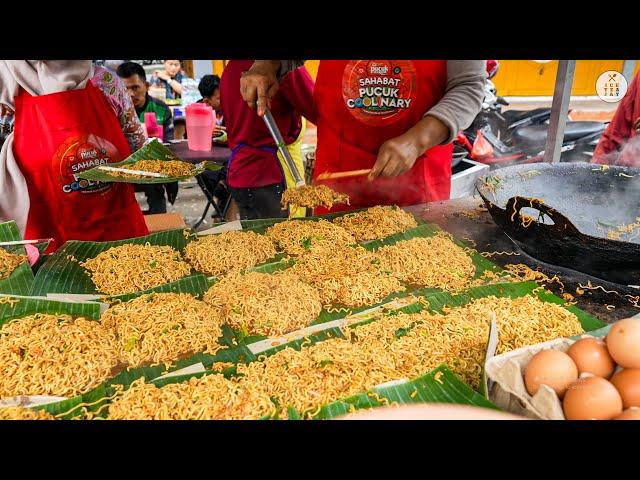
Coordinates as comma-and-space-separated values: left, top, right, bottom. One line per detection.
212, 60, 639, 96
493, 60, 639, 96
304, 60, 320, 79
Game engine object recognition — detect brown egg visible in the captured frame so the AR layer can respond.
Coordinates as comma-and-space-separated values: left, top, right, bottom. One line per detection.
606, 318, 640, 369
563, 376, 623, 420
610, 368, 640, 409
524, 349, 578, 398
566, 337, 616, 378
614, 407, 640, 420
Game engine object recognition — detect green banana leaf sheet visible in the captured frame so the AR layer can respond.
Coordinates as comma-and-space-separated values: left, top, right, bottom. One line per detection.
0, 221, 35, 296
75, 139, 222, 184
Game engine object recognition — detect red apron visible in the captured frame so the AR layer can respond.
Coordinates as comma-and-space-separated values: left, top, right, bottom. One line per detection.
313, 60, 452, 214
13, 82, 148, 252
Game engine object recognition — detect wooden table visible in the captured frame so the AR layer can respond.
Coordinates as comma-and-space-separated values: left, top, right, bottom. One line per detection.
166, 140, 231, 165
166, 142, 234, 228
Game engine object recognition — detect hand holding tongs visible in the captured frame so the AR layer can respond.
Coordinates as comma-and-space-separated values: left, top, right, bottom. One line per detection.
262, 108, 305, 187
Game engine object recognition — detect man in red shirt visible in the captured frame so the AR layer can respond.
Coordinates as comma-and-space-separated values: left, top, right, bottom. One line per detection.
220, 60, 317, 219
593, 71, 640, 167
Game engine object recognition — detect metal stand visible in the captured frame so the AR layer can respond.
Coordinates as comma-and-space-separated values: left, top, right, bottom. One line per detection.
192, 174, 231, 229
544, 60, 576, 164
622, 60, 637, 83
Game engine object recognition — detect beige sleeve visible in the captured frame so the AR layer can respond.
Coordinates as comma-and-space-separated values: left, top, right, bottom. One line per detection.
425, 60, 486, 144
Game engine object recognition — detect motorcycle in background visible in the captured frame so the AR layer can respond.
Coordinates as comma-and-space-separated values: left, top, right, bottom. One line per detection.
458, 61, 606, 167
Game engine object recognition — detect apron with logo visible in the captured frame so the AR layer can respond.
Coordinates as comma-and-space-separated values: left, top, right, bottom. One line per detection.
13, 82, 148, 252
313, 60, 452, 214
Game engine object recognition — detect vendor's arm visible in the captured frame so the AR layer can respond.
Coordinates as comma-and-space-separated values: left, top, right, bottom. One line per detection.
370, 60, 485, 179
0, 104, 14, 151
240, 60, 305, 116
94, 68, 147, 152
167, 77, 183, 96
155, 70, 183, 96
279, 65, 318, 125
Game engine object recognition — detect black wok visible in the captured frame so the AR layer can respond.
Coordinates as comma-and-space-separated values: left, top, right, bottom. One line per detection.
475, 162, 640, 285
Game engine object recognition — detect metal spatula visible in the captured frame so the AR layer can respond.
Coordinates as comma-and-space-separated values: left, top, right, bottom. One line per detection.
262, 108, 305, 187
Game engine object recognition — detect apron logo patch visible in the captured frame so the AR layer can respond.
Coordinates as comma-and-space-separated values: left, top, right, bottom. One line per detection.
54, 135, 121, 194
342, 60, 417, 126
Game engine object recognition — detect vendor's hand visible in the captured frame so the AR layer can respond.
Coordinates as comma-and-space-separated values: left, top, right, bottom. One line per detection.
213, 125, 226, 137
156, 70, 171, 82
240, 60, 281, 116
369, 115, 450, 180
369, 134, 421, 179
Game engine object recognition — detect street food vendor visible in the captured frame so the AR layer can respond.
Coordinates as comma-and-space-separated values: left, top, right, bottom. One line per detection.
221, 60, 317, 219
239, 60, 485, 213
117, 61, 177, 215
0, 60, 149, 251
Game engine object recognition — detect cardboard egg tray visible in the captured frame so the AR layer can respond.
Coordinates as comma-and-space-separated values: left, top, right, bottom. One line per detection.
484, 336, 581, 420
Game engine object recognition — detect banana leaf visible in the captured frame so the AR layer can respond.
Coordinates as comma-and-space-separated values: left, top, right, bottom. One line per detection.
0, 221, 34, 296
76, 139, 222, 184
211, 222, 505, 346
37, 280, 608, 419
110, 274, 211, 303
310, 365, 498, 420
130, 365, 498, 420
85, 343, 496, 420
35, 339, 259, 419
0, 296, 106, 419
246, 254, 294, 275
410, 281, 607, 332
30, 228, 200, 298
205, 206, 426, 235
0, 294, 101, 326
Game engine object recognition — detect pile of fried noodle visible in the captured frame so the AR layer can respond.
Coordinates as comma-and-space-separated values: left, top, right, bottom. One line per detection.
110, 160, 196, 178
289, 243, 405, 307
265, 219, 355, 256
0, 314, 121, 398
0, 406, 55, 420
235, 294, 584, 418
81, 243, 192, 296
203, 271, 322, 337
333, 205, 418, 241
280, 185, 350, 210
0, 248, 27, 281
107, 374, 276, 420
101, 293, 225, 369
373, 233, 476, 292
183, 231, 277, 277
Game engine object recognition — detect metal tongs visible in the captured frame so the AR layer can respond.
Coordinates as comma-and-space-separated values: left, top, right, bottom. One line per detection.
262, 108, 305, 187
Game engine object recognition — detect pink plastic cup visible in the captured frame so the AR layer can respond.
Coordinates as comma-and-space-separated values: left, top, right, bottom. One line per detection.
185, 103, 214, 151
144, 112, 163, 142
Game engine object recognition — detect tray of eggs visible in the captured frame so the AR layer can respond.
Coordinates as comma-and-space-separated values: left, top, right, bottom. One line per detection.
485, 317, 640, 420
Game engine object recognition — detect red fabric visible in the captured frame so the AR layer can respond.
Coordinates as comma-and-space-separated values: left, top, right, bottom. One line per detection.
13, 82, 148, 252
593, 71, 640, 166
313, 60, 452, 214
220, 60, 317, 188
486, 60, 499, 78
